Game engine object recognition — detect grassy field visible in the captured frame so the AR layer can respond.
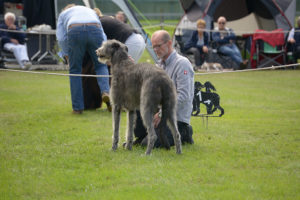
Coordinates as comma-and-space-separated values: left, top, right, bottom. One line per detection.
1, 69, 300, 199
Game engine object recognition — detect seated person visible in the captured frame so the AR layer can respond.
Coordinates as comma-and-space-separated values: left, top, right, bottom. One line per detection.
184, 19, 209, 69
212, 16, 248, 69
287, 16, 300, 62
0, 12, 31, 69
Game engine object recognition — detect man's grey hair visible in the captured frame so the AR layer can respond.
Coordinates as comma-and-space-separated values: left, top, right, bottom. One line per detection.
4, 12, 16, 21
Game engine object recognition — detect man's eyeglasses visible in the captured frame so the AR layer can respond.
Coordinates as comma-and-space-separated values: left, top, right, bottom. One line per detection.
218, 22, 226, 25
153, 41, 167, 50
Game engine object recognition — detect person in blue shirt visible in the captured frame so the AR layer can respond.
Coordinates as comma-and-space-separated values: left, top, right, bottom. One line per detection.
212, 16, 248, 70
0, 12, 31, 69
184, 19, 209, 69
56, 4, 110, 114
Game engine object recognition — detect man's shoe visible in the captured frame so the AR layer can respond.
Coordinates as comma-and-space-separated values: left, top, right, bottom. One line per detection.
239, 60, 248, 70
22, 60, 32, 70
72, 110, 83, 114
102, 93, 112, 112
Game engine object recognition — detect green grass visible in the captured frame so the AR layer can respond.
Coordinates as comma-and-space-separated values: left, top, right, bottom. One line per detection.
1, 69, 300, 199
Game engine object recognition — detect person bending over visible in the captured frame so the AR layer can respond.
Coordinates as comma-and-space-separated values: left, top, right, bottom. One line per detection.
56, 4, 110, 114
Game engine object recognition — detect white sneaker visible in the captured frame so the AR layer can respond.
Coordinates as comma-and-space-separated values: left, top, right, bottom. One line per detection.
22, 61, 32, 70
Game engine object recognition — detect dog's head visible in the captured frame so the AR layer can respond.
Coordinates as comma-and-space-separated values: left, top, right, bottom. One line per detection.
204, 81, 216, 92
194, 81, 204, 91
96, 39, 128, 64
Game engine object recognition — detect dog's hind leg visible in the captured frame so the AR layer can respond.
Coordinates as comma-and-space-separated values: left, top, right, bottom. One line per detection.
164, 108, 182, 154
140, 110, 157, 155
167, 118, 182, 154
211, 106, 217, 114
112, 105, 121, 151
145, 126, 157, 155
125, 110, 135, 150
218, 106, 224, 117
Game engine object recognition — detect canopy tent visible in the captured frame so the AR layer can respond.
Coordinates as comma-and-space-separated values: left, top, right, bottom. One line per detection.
177, 0, 296, 35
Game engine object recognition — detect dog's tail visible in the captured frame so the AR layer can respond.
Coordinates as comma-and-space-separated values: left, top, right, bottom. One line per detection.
160, 78, 180, 149
210, 94, 224, 117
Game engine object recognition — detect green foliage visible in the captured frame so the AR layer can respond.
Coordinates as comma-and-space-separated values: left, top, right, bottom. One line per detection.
1, 70, 300, 199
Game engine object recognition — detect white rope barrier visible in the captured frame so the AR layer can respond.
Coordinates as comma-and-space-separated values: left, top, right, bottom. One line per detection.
140, 22, 300, 34
194, 63, 299, 76
0, 68, 112, 77
2, 23, 296, 36
0, 27, 56, 35
0, 23, 298, 78
1, 63, 299, 77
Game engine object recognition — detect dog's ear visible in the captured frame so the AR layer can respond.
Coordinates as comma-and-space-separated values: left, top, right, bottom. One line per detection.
125, 45, 128, 52
111, 42, 121, 50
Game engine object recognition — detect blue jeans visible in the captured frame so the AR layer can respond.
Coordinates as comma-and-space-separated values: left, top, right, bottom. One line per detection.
67, 25, 109, 111
219, 43, 243, 65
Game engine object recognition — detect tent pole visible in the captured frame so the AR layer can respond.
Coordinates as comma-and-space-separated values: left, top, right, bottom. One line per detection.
54, 0, 58, 25
88, 0, 96, 8
111, 0, 158, 63
271, 0, 292, 29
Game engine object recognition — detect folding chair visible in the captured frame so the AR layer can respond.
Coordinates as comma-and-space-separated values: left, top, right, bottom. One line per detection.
250, 29, 286, 68
256, 39, 286, 68
0, 42, 18, 63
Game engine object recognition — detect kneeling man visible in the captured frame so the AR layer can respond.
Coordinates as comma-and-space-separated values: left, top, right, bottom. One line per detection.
134, 30, 194, 147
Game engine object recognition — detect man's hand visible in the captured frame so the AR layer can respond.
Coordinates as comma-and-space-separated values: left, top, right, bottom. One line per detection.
153, 112, 161, 128
64, 56, 69, 64
288, 38, 296, 44
8, 24, 16, 30
10, 39, 19, 44
202, 46, 209, 53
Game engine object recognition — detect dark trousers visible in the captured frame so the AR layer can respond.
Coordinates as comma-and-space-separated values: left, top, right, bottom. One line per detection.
186, 47, 207, 66
134, 111, 194, 148
287, 43, 300, 62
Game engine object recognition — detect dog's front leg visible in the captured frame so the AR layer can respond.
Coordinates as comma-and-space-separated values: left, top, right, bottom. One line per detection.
125, 110, 135, 150
194, 100, 200, 116
112, 105, 121, 151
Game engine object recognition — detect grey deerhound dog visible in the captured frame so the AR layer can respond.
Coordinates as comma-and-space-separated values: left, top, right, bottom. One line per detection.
96, 39, 182, 155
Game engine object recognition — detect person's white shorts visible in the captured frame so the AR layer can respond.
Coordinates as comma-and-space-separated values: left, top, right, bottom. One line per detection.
125, 33, 146, 63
